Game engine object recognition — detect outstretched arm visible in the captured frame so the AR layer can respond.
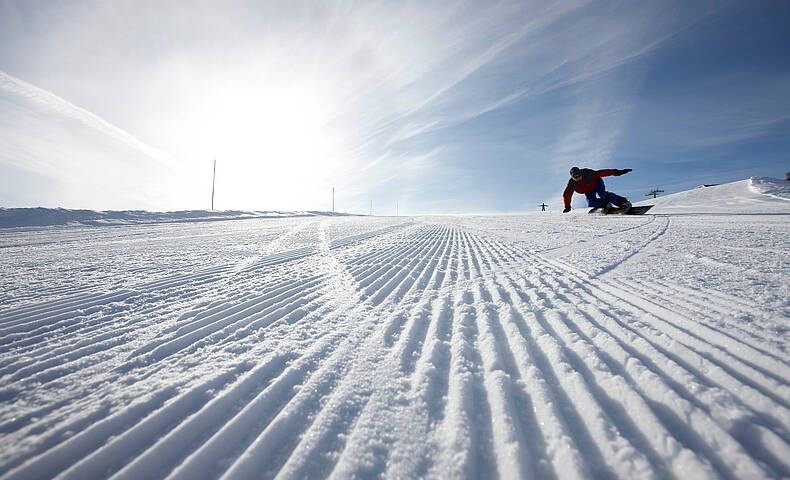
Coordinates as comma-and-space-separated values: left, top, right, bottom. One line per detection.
596, 168, 632, 178
595, 169, 619, 178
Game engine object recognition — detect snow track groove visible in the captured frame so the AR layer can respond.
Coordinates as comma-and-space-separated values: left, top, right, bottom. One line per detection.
522, 249, 790, 477
2, 216, 788, 479
476, 236, 781, 478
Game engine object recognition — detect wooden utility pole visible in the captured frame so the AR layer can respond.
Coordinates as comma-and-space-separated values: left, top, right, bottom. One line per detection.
211, 159, 216, 210
539, 203, 548, 211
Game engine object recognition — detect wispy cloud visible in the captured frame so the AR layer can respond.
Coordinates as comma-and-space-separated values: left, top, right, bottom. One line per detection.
0, 70, 188, 209
621, 71, 790, 161
348, 1, 716, 169
0, 71, 179, 170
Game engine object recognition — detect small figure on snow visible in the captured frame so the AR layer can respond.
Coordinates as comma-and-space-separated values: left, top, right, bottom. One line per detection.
563, 167, 632, 213
539, 203, 548, 212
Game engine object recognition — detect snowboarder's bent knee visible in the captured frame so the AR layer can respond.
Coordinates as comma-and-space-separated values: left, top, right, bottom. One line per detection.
562, 166, 632, 213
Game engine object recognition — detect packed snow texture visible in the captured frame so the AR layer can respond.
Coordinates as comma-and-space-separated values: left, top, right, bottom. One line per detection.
1, 177, 789, 479
0, 208, 354, 229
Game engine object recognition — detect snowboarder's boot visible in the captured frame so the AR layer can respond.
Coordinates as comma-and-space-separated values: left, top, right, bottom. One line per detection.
601, 202, 613, 214
618, 200, 632, 214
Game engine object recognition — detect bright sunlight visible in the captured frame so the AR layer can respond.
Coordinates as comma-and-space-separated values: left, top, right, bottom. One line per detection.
171, 68, 348, 210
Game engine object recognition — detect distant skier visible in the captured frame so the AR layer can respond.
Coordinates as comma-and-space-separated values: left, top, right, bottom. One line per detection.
563, 166, 632, 213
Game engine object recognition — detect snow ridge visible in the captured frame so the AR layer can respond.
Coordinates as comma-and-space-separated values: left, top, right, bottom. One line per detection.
0, 207, 355, 229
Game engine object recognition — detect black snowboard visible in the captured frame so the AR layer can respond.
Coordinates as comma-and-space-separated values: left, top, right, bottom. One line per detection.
588, 205, 654, 215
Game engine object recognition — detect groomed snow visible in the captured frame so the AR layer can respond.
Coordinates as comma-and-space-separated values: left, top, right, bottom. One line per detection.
1, 178, 789, 479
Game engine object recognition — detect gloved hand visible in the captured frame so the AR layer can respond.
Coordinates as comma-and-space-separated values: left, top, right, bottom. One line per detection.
615, 168, 632, 176
563, 206, 571, 213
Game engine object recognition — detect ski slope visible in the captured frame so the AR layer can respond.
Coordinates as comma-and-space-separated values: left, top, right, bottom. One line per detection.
1, 178, 789, 479
639, 177, 790, 215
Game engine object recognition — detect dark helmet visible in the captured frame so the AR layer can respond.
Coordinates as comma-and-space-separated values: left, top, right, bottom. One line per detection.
570, 167, 581, 178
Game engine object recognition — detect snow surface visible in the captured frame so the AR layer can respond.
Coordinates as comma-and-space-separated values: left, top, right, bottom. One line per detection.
634, 177, 790, 215
1, 177, 789, 479
0, 208, 355, 229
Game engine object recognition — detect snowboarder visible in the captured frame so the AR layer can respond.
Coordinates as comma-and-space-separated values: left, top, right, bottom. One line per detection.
563, 166, 632, 213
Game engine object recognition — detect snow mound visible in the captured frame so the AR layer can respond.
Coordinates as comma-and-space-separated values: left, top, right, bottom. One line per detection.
637, 177, 790, 214
0, 207, 355, 228
750, 176, 790, 200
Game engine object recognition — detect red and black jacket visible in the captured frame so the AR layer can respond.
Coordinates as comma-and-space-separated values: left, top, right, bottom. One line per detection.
563, 169, 619, 208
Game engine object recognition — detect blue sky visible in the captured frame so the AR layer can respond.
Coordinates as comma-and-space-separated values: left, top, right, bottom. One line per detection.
1, 1, 788, 213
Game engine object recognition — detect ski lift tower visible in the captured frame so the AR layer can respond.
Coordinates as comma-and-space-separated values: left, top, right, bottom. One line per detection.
646, 187, 664, 199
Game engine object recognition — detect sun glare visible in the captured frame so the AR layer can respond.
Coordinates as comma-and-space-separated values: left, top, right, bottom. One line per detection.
180, 75, 346, 210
